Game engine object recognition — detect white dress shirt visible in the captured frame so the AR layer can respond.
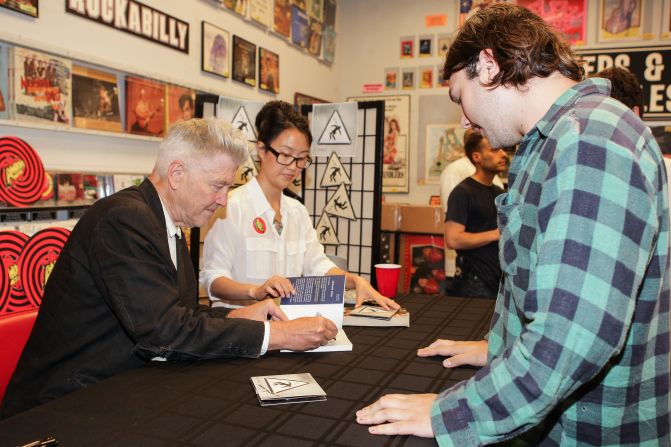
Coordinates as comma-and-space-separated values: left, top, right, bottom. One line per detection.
200, 177, 336, 308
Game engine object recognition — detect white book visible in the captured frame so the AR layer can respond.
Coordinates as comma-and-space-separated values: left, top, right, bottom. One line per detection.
251, 373, 326, 406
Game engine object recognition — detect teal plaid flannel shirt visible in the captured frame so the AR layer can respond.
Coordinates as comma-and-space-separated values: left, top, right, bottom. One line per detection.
432, 78, 670, 446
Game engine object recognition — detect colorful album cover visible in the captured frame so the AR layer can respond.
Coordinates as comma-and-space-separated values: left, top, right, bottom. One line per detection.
166, 85, 195, 128
419, 36, 433, 57
273, 0, 292, 38
72, 65, 121, 132
437, 34, 451, 57
323, 0, 335, 30
223, 0, 248, 16
232, 35, 257, 87
291, 5, 309, 49
385, 67, 398, 90
13, 47, 72, 125
401, 68, 416, 90
125, 76, 165, 137
0, 0, 38, 18
0, 45, 9, 119
259, 47, 279, 94
517, 0, 586, 45
598, 0, 643, 42
56, 173, 84, 202
400, 36, 414, 58
401, 234, 446, 295
322, 28, 336, 64
250, 0, 272, 27
308, 0, 323, 21
419, 66, 433, 89
202, 21, 230, 78
307, 18, 323, 57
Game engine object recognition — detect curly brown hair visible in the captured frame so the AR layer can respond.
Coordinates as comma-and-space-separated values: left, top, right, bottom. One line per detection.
443, 4, 583, 88
594, 67, 644, 112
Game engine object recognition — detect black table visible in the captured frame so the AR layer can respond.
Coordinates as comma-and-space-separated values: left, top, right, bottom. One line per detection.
0, 295, 494, 447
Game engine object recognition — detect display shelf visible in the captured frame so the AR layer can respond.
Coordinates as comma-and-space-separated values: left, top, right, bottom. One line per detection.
0, 200, 93, 223
0, 119, 162, 143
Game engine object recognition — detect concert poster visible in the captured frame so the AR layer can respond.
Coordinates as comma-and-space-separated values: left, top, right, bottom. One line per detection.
291, 5, 309, 49
166, 85, 195, 128
125, 76, 165, 137
13, 47, 72, 125
72, 65, 121, 132
273, 0, 292, 38
258, 47, 279, 94
232, 35, 257, 87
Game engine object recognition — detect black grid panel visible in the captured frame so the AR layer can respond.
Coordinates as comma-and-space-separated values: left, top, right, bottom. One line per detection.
301, 102, 385, 285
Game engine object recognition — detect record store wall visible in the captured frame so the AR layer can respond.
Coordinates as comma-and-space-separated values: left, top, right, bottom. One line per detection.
0, 0, 341, 175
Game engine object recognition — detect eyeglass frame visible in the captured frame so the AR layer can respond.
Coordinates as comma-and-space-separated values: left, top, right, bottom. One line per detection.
263, 144, 313, 169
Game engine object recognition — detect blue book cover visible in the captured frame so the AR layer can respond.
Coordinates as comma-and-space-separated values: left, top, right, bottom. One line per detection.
282, 275, 345, 306
291, 5, 309, 49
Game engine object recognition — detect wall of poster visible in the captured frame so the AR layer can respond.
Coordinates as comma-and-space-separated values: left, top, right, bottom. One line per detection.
598, 0, 644, 42
424, 124, 466, 184
348, 95, 410, 193
578, 46, 671, 121
516, 0, 586, 45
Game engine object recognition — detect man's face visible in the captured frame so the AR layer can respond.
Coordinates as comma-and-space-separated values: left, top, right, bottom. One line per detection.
474, 138, 508, 175
174, 153, 238, 228
448, 69, 521, 148
181, 101, 193, 121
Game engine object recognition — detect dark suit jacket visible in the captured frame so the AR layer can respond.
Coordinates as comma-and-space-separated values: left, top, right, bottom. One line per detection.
1, 180, 264, 418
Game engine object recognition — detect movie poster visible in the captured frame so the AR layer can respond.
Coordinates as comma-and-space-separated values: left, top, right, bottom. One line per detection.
13, 47, 72, 125
323, 0, 335, 30
232, 35, 257, 87
202, 21, 230, 78
308, 0, 323, 21
0, 0, 38, 18
322, 28, 336, 63
516, 0, 586, 45
250, 0, 272, 27
125, 76, 165, 137
425, 124, 466, 184
307, 18, 323, 56
166, 85, 195, 128
259, 47, 279, 93
72, 65, 121, 132
223, 0, 248, 16
401, 234, 446, 295
291, 5, 309, 48
348, 95, 410, 193
0, 45, 9, 119
273, 0, 292, 38
598, 0, 644, 42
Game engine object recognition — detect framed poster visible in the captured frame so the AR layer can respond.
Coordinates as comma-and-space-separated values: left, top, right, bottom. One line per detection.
166, 85, 195, 127
385, 67, 399, 90
436, 64, 449, 87
259, 47, 280, 94
424, 124, 466, 184
232, 35, 257, 87
322, 28, 336, 63
72, 65, 121, 132
348, 95, 410, 193
419, 35, 433, 57
516, 0, 586, 45
202, 22, 230, 78
419, 66, 434, 89
0, 0, 38, 18
223, 0, 248, 16
308, 0, 323, 21
323, 0, 335, 30
598, 0, 644, 42
401, 67, 416, 90
291, 5, 309, 48
294, 92, 327, 107
400, 234, 446, 295
273, 0, 292, 37
250, 0, 272, 27
437, 33, 451, 57
125, 76, 165, 137
400, 36, 414, 58
307, 18, 323, 56
291, 0, 306, 8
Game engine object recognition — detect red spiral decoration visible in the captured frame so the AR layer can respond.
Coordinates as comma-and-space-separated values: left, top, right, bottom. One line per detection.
0, 230, 30, 314
0, 136, 46, 207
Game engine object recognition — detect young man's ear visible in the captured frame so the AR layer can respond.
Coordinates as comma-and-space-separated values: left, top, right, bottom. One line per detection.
477, 49, 500, 85
167, 160, 185, 190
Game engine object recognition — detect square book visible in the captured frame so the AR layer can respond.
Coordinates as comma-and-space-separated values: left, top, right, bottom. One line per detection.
347, 305, 399, 320
343, 306, 410, 327
251, 373, 326, 406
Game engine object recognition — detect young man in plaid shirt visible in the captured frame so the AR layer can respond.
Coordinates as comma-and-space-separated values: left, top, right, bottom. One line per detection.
357, 5, 670, 446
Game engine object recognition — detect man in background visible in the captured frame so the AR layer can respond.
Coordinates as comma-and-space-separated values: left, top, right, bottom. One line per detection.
444, 131, 506, 299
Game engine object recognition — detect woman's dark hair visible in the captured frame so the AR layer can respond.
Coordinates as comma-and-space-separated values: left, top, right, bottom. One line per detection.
255, 100, 312, 147
443, 4, 583, 88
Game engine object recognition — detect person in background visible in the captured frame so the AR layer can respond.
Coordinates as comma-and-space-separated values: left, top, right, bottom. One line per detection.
178, 94, 194, 122
439, 128, 504, 288
1, 118, 337, 419
444, 131, 506, 299
201, 101, 398, 311
356, 5, 669, 445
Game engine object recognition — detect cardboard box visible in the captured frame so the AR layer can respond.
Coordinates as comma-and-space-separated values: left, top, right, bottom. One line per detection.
381, 203, 402, 231
400, 205, 444, 234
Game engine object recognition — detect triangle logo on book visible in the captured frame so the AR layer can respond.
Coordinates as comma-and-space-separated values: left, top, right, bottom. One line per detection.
266, 377, 310, 394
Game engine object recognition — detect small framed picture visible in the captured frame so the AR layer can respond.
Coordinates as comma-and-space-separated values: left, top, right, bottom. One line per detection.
436, 65, 449, 87
385, 67, 399, 90
294, 92, 327, 107
259, 47, 280, 94
0, 0, 38, 17
419, 66, 434, 89
437, 34, 451, 58
429, 195, 442, 206
202, 22, 230, 78
401, 67, 416, 90
400, 36, 414, 59
419, 35, 433, 57
232, 35, 257, 87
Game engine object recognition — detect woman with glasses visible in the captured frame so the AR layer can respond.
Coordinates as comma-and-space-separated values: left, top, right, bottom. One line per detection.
201, 100, 398, 310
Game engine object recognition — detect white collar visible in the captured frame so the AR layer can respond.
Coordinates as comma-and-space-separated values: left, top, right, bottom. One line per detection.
247, 177, 286, 217
158, 196, 182, 239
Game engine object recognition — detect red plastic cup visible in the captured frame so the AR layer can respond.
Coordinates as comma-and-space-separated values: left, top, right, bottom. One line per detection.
375, 263, 401, 298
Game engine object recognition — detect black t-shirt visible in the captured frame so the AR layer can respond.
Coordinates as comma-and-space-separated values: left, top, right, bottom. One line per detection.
445, 177, 503, 291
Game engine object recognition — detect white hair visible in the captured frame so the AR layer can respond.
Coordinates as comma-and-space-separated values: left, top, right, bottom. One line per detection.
154, 118, 249, 176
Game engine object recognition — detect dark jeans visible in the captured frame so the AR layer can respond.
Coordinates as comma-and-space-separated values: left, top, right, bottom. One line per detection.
451, 273, 498, 299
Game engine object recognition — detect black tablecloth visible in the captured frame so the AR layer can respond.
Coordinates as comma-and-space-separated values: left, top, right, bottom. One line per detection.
0, 294, 494, 447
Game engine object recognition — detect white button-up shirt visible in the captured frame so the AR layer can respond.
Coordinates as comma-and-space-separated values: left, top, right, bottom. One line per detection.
200, 177, 336, 308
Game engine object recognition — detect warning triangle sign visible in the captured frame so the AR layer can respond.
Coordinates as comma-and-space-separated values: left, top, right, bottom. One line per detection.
316, 212, 339, 246
235, 155, 258, 185
324, 183, 356, 220
266, 377, 309, 394
232, 106, 257, 141
320, 152, 352, 188
318, 109, 352, 145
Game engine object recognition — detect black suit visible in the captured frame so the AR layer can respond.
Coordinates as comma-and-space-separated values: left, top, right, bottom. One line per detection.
1, 180, 264, 418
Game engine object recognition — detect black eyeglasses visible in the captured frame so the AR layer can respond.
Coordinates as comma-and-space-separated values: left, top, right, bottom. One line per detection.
264, 145, 313, 169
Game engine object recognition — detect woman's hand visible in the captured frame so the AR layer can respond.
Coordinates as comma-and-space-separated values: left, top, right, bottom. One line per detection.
417, 339, 488, 368
251, 275, 295, 300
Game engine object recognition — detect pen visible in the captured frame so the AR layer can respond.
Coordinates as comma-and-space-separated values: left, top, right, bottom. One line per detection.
17, 436, 58, 447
